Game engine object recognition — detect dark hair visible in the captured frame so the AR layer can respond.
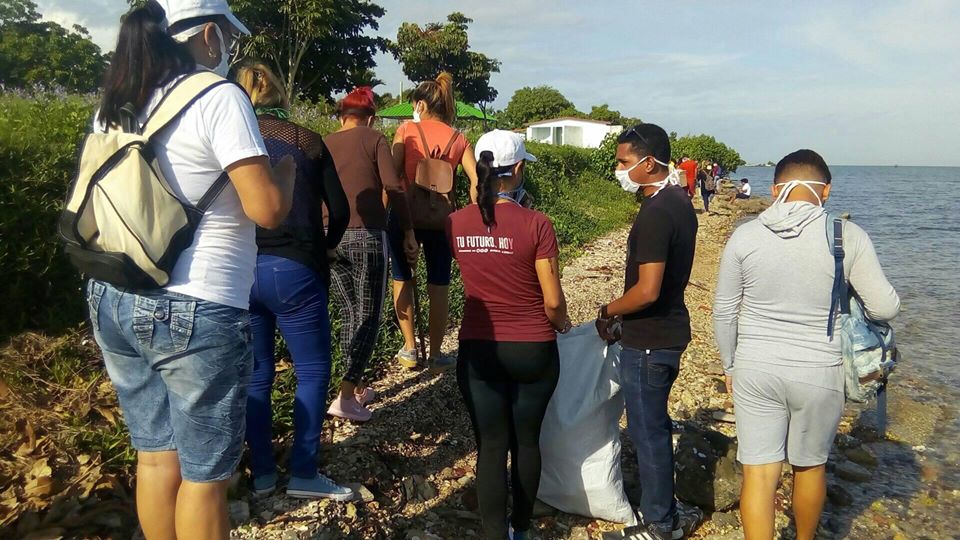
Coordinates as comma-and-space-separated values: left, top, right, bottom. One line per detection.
774, 149, 832, 184
741, 178, 749, 183
475, 151, 515, 228
617, 123, 671, 164
411, 71, 456, 124
98, 1, 196, 128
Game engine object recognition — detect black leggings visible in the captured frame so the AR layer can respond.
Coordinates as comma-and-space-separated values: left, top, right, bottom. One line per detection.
457, 340, 560, 540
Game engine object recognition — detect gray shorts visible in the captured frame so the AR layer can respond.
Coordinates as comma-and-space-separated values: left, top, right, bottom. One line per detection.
733, 367, 843, 467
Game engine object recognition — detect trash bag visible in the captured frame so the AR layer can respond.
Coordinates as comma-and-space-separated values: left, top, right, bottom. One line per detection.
538, 322, 636, 525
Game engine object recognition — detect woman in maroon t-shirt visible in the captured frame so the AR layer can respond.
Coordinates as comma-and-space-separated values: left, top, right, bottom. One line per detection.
447, 130, 570, 540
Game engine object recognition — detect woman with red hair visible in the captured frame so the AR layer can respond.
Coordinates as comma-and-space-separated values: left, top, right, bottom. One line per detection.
324, 87, 417, 421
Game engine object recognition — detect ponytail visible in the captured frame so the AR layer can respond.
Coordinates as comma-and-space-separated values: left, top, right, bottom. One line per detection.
98, 0, 195, 128
411, 71, 456, 124
476, 151, 498, 228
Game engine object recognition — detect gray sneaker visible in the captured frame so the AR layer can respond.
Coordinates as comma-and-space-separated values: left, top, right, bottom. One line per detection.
396, 347, 418, 370
286, 472, 354, 501
428, 354, 456, 374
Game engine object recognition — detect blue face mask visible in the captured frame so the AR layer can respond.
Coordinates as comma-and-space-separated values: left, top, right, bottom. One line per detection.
497, 177, 526, 204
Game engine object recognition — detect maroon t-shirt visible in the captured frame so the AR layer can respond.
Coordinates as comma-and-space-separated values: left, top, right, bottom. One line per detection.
448, 203, 559, 342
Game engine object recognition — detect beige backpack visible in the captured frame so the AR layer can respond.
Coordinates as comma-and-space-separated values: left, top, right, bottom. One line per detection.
408, 123, 461, 230
59, 71, 233, 289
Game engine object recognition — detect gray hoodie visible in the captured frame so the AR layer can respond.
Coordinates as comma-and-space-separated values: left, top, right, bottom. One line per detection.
713, 202, 900, 390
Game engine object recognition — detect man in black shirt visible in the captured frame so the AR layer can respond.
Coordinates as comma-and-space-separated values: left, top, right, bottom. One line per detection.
597, 123, 698, 540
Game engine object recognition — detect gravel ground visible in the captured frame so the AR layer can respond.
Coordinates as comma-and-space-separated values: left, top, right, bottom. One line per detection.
228, 195, 959, 539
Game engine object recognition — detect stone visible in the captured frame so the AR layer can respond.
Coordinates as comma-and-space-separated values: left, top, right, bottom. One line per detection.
569, 526, 590, 540
711, 511, 739, 529
827, 483, 853, 507
414, 475, 437, 501
228, 500, 250, 524
281, 531, 300, 540
344, 482, 375, 503
843, 446, 878, 468
675, 428, 742, 511
835, 461, 872, 483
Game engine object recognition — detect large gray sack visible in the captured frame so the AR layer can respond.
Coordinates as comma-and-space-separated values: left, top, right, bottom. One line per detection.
538, 322, 635, 525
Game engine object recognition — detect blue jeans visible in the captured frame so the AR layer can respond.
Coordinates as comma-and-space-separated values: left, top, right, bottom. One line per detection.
620, 346, 683, 532
245, 255, 333, 479
86, 280, 253, 482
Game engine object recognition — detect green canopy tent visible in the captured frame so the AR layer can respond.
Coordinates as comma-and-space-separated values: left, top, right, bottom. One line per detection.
377, 101, 496, 123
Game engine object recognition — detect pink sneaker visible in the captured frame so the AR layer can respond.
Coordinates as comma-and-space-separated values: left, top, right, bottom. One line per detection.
355, 387, 376, 406
327, 395, 372, 422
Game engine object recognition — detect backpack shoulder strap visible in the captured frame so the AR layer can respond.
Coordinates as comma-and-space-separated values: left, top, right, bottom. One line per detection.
196, 173, 231, 213
142, 71, 232, 140
412, 122, 434, 158
440, 129, 461, 159
826, 213, 848, 337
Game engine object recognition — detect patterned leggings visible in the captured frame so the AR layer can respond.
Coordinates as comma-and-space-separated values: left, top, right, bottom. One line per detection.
330, 229, 389, 385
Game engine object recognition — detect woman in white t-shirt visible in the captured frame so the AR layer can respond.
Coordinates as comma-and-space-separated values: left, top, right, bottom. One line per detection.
86, 2, 294, 538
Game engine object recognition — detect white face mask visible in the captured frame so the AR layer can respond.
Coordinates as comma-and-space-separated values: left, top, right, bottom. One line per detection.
412, 102, 422, 123
774, 180, 828, 206
211, 25, 231, 78
615, 156, 679, 196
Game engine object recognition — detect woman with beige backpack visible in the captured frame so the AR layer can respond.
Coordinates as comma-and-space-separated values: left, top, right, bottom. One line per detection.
389, 72, 478, 373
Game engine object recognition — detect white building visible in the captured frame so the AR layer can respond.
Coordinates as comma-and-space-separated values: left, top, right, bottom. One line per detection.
525, 117, 623, 149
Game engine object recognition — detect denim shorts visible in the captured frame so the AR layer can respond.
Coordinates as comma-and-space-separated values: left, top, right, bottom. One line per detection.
86, 280, 253, 482
387, 212, 452, 285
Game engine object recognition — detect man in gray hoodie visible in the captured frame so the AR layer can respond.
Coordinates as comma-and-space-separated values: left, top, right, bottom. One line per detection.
713, 149, 899, 540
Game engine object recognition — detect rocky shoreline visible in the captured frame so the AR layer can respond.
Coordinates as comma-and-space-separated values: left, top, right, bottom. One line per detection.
227, 197, 958, 539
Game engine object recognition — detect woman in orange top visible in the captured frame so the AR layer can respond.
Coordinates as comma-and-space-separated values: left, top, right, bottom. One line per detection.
390, 72, 478, 373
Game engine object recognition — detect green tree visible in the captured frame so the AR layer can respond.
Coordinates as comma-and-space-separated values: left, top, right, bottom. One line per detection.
227, 0, 387, 102
0, 0, 107, 92
501, 86, 580, 128
588, 104, 641, 127
391, 12, 500, 112
671, 133, 745, 173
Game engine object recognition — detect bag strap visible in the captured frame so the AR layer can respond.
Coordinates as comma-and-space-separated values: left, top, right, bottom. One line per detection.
826, 214, 848, 338
142, 71, 232, 140
440, 130, 461, 159
196, 173, 231, 213
413, 122, 436, 159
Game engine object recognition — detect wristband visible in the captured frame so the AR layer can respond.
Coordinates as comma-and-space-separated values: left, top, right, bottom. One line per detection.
599, 304, 610, 320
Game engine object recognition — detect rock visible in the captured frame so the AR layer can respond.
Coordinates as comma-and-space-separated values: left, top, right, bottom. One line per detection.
675, 428, 742, 511
281, 531, 300, 540
827, 483, 853, 507
920, 464, 940, 483
345, 482, 375, 503
843, 446, 878, 468
414, 475, 437, 500
712, 411, 736, 423
834, 461, 872, 483
569, 526, 590, 540
711, 511, 739, 529
228, 500, 250, 524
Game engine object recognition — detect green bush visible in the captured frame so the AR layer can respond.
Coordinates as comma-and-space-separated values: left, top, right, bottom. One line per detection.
0, 93, 94, 339
590, 132, 619, 177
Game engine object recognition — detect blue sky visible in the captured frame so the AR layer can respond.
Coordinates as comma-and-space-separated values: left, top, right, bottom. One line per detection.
37, 0, 960, 166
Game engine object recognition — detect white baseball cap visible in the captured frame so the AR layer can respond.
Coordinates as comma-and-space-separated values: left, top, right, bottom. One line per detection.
474, 130, 538, 169
159, 0, 251, 36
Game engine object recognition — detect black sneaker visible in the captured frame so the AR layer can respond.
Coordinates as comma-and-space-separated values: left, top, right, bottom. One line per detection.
602, 523, 675, 540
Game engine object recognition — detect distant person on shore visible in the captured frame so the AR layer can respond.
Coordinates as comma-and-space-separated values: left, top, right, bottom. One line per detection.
597, 124, 698, 540
713, 149, 900, 540
390, 72, 479, 373
86, 2, 294, 538
729, 178, 751, 202
698, 165, 716, 214
678, 156, 698, 198
448, 130, 570, 540
235, 63, 354, 501
324, 87, 417, 422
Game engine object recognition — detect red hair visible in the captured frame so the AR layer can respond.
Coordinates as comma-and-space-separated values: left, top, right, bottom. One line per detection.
338, 86, 376, 118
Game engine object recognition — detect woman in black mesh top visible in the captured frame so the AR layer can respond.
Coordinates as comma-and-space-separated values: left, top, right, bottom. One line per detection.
235, 62, 353, 501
